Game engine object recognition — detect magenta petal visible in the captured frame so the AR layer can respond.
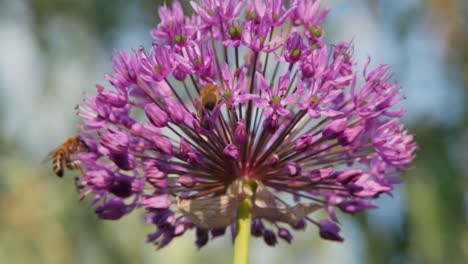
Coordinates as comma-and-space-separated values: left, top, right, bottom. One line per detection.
322, 118, 347, 139
253, 97, 270, 108
237, 93, 257, 103
339, 200, 378, 214
145, 104, 168, 127
276, 107, 290, 116
141, 194, 171, 209
318, 220, 344, 242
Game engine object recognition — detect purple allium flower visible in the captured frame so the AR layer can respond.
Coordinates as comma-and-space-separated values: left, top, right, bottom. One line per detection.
69, 0, 417, 249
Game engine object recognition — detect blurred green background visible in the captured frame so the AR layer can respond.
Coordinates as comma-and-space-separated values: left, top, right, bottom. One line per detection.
0, 0, 467, 263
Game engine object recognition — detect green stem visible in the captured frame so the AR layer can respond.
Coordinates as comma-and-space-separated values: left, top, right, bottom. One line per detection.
233, 182, 256, 264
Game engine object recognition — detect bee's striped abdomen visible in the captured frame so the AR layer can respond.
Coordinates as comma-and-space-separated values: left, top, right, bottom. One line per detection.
52, 151, 65, 177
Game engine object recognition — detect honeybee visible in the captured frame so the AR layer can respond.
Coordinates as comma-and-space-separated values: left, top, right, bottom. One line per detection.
43, 137, 87, 177
198, 84, 221, 128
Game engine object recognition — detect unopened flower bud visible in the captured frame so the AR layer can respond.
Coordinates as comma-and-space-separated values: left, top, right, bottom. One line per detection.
145, 104, 168, 127
318, 220, 344, 242
338, 126, 364, 146
322, 118, 347, 139
295, 134, 313, 152
285, 162, 301, 177
267, 154, 280, 168
278, 228, 293, 244
95, 197, 127, 220
263, 229, 278, 246
263, 114, 279, 133
235, 120, 247, 144
152, 135, 173, 155
165, 98, 185, 124
223, 144, 239, 161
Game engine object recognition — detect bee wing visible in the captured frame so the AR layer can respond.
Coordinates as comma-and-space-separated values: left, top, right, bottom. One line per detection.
42, 148, 57, 164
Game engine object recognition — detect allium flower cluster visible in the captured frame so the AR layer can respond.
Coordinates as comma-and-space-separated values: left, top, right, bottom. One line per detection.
72, 0, 416, 248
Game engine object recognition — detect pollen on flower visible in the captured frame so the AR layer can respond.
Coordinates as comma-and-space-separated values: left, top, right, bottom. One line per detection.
308, 25, 322, 37
67, 0, 416, 250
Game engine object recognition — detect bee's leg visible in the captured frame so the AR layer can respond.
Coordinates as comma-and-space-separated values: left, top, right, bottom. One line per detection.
201, 111, 213, 130
74, 176, 85, 192
66, 158, 74, 169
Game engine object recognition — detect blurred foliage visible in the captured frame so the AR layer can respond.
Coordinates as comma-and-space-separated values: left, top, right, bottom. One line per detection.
31, 0, 139, 47
0, 0, 467, 263
358, 1, 468, 263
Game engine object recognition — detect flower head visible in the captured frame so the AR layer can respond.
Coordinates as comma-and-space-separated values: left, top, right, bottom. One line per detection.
69, 0, 416, 249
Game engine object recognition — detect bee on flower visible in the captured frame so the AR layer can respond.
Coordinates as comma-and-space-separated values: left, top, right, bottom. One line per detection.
54, 0, 416, 251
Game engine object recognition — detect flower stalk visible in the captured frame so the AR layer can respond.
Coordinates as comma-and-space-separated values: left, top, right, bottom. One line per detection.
234, 181, 256, 264
233, 197, 253, 264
